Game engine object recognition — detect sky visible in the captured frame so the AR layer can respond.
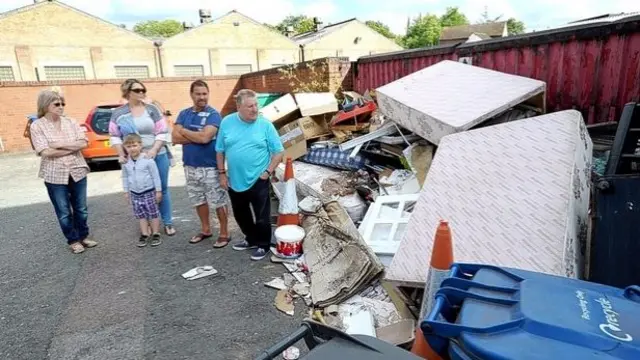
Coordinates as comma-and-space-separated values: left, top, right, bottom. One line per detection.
2, 0, 640, 35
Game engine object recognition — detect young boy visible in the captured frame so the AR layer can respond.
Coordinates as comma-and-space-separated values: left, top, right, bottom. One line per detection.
122, 134, 163, 247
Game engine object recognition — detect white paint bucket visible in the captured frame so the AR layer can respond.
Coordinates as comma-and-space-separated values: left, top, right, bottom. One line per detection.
274, 225, 305, 258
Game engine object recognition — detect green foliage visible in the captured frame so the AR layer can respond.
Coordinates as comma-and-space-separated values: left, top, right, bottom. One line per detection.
274, 15, 315, 35
402, 14, 442, 49
365, 20, 396, 39
133, 20, 183, 38
506, 18, 526, 35
440, 7, 469, 27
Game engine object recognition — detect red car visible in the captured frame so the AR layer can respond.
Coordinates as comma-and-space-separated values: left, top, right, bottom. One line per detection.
79, 104, 121, 164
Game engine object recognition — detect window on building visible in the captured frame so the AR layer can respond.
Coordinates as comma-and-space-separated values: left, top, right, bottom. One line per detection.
44, 66, 86, 80
114, 65, 149, 79
174, 65, 205, 77
225, 64, 252, 75
0, 66, 15, 81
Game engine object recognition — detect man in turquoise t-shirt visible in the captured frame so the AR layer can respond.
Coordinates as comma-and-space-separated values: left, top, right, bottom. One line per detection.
215, 89, 284, 261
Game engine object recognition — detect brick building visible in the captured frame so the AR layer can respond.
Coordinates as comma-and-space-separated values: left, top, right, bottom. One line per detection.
160, 11, 299, 77
292, 18, 404, 61
0, 0, 160, 82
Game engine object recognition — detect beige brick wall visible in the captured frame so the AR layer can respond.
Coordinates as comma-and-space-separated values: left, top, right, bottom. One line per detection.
303, 21, 403, 61
0, 2, 158, 81
162, 11, 299, 75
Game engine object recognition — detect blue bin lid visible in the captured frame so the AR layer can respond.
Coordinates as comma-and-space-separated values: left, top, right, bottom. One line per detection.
422, 263, 640, 360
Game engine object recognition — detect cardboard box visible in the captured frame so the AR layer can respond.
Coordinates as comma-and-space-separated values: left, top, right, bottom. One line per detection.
278, 120, 307, 161
294, 92, 339, 117
298, 115, 330, 139
260, 93, 299, 123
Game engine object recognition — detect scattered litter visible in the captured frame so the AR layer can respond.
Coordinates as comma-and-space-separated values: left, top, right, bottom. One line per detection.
292, 282, 310, 297
181, 266, 218, 281
283, 273, 297, 287
264, 278, 288, 290
320, 172, 366, 197
299, 196, 322, 214
376, 319, 416, 346
402, 142, 434, 187
337, 192, 367, 223
283, 263, 308, 283
341, 295, 402, 329
282, 346, 300, 360
274, 290, 295, 316
324, 305, 339, 315
339, 302, 376, 337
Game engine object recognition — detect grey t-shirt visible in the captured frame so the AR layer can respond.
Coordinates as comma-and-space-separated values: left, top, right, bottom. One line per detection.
134, 110, 166, 154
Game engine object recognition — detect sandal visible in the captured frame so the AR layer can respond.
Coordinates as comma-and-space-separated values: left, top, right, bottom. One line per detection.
69, 242, 85, 254
164, 225, 176, 236
150, 233, 162, 247
189, 233, 212, 244
213, 236, 231, 248
81, 239, 98, 248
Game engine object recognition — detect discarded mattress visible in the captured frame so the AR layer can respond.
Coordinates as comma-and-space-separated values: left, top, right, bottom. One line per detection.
376, 60, 546, 145
386, 110, 593, 287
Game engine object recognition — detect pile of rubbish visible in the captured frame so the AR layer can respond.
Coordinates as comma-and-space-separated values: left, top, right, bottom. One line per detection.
260, 59, 599, 353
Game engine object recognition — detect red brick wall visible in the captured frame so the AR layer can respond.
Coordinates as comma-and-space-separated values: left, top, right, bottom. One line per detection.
0, 57, 353, 153
0, 76, 241, 152
240, 57, 353, 94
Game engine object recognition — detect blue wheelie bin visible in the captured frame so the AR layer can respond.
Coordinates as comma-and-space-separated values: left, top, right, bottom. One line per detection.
422, 263, 640, 360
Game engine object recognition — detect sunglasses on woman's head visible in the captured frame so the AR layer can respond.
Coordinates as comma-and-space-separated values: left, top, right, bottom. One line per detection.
131, 88, 146, 94
53, 102, 66, 107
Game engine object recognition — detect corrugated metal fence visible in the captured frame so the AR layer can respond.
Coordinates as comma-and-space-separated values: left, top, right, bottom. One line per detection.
353, 16, 640, 125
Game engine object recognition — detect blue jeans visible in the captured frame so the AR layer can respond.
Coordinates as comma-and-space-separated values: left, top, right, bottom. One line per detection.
154, 152, 173, 226
45, 177, 89, 244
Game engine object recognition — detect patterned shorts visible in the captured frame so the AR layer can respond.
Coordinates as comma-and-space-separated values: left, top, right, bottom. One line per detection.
184, 166, 229, 208
131, 190, 159, 220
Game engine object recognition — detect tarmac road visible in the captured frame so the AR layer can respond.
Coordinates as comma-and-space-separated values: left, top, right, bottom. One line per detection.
0, 150, 304, 360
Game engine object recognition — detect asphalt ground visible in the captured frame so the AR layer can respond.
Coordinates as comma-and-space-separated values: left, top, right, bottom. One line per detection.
0, 150, 305, 360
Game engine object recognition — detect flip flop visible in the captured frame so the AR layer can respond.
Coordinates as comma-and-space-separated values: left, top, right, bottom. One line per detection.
189, 233, 213, 244
165, 225, 176, 236
181, 266, 218, 280
213, 236, 231, 248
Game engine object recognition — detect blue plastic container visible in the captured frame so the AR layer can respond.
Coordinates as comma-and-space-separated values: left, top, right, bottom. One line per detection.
422, 263, 640, 360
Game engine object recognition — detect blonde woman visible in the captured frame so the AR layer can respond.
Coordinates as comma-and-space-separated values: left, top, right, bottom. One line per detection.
108, 79, 176, 236
29, 90, 97, 254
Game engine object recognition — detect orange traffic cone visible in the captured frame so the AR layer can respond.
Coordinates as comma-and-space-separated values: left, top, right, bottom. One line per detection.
411, 220, 454, 360
277, 158, 300, 226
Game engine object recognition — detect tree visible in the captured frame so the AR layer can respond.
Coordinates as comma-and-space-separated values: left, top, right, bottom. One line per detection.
274, 15, 316, 35
365, 20, 395, 39
403, 14, 442, 49
507, 18, 526, 35
440, 7, 469, 27
133, 20, 183, 38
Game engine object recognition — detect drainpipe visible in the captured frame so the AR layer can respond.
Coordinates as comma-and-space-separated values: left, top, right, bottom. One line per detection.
153, 40, 164, 77
299, 44, 305, 62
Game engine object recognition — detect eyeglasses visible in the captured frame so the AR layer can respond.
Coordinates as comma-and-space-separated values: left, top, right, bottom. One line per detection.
131, 88, 146, 94
53, 102, 66, 107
